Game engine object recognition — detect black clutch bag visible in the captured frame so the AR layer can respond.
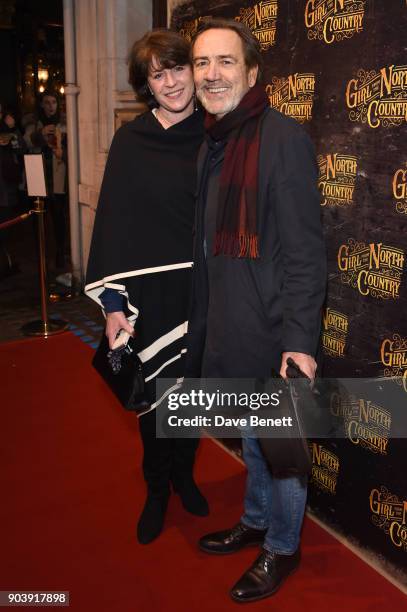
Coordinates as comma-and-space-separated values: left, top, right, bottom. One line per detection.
92, 333, 147, 413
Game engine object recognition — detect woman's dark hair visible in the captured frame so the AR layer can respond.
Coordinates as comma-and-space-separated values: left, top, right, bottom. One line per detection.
38, 89, 59, 106
0, 103, 17, 120
192, 18, 263, 82
38, 89, 60, 124
128, 29, 191, 107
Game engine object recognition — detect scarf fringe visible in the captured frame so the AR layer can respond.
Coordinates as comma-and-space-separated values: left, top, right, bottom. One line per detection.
214, 231, 259, 259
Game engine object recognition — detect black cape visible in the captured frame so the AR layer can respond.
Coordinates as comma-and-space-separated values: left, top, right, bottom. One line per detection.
85, 110, 204, 409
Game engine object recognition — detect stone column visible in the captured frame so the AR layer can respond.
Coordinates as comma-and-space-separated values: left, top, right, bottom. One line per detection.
73, 0, 151, 276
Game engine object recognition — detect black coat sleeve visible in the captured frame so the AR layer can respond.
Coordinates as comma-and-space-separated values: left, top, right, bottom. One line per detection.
274, 125, 327, 356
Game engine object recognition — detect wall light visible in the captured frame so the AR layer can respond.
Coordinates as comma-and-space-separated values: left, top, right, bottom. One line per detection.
38, 68, 49, 82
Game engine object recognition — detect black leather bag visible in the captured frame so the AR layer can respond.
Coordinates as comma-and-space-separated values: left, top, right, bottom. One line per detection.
257, 358, 320, 477
92, 333, 147, 413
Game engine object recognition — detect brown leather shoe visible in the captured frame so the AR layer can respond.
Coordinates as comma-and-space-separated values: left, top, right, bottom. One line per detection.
230, 548, 300, 602
199, 522, 267, 555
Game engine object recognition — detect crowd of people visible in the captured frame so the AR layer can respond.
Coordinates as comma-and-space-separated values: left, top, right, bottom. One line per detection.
0, 91, 68, 278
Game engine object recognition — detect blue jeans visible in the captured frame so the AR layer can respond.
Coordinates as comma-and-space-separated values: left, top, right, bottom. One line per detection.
240, 436, 307, 555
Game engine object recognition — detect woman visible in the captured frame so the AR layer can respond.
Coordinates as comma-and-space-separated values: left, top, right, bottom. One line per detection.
24, 90, 68, 269
85, 30, 207, 544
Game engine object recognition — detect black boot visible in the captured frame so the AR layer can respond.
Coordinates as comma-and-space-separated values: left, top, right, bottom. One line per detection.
172, 477, 209, 516
171, 437, 209, 516
138, 410, 173, 543
230, 548, 300, 602
137, 492, 170, 544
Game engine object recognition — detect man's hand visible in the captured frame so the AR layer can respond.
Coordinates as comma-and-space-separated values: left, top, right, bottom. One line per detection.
280, 352, 316, 381
105, 311, 134, 349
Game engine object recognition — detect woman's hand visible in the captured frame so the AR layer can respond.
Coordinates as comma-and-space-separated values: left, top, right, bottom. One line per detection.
105, 311, 134, 349
0, 134, 12, 146
42, 124, 55, 138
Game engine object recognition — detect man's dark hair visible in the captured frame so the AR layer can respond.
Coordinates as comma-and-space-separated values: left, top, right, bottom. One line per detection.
192, 18, 263, 82
128, 29, 191, 107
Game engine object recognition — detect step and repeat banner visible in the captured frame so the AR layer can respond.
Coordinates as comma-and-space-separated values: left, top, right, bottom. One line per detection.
170, 0, 407, 578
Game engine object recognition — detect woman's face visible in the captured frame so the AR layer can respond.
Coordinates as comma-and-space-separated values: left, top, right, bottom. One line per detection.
147, 57, 194, 115
41, 96, 58, 117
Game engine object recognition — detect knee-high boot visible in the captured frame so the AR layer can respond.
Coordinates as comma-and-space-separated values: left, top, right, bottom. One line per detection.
137, 410, 172, 544
171, 437, 209, 516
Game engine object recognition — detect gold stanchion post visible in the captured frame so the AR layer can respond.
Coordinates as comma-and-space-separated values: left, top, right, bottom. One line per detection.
21, 197, 68, 337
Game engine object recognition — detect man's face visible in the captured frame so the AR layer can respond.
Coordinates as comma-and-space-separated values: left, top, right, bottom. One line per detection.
41, 96, 57, 117
193, 29, 258, 120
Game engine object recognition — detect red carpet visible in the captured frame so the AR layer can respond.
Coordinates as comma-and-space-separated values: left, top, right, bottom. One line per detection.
0, 333, 405, 611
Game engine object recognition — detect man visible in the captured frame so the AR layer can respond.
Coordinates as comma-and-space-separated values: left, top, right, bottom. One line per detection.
186, 19, 327, 603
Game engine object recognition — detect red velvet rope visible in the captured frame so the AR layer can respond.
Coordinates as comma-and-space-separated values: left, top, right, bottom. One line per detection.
0, 211, 34, 231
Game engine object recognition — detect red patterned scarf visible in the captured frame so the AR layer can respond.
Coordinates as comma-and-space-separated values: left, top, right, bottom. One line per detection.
205, 84, 269, 258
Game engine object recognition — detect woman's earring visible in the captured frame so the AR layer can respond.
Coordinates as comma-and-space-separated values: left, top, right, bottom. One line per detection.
193, 92, 198, 112
147, 84, 154, 97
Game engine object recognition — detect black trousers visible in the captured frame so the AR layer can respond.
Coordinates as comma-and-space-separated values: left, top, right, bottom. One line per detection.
138, 409, 199, 498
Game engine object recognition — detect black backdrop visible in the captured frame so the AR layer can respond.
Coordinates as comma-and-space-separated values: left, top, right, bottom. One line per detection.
171, 0, 407, 581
